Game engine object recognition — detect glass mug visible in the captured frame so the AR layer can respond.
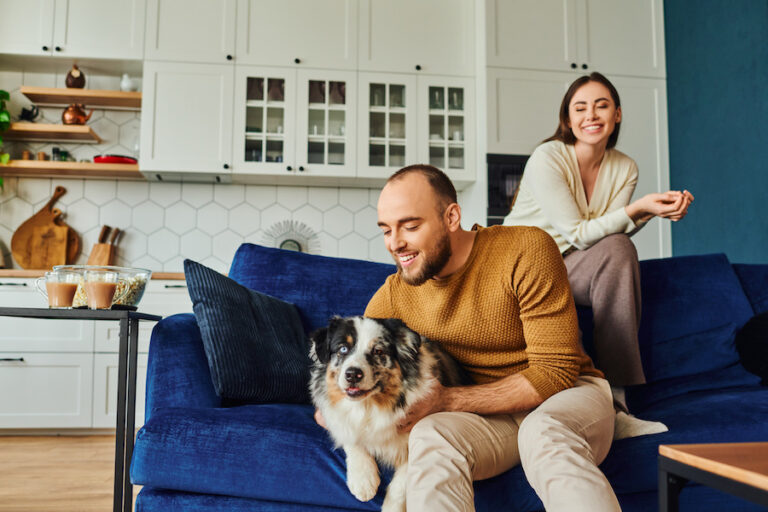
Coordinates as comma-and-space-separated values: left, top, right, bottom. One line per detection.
35, 271, 80, 309
83, 270, 127, 310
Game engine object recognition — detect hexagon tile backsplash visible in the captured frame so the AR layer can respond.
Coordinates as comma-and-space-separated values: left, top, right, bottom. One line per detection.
0, 177, 392, 273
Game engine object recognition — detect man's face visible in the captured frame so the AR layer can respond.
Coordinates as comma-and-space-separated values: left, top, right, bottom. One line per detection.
377, 174, 452, 286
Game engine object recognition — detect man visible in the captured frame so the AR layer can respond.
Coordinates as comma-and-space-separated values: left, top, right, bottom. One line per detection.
364, 164, 620, 511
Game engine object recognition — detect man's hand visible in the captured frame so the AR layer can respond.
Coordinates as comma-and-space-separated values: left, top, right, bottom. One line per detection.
398, 381, 447, 433
314, 409, 327, 430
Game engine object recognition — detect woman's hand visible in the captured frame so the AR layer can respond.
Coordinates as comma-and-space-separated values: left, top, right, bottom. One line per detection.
626, 190, 694, 223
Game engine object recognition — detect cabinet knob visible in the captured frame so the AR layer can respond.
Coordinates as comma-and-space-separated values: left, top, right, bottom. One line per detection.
41, 45, 49, 51
415, 64, 422, 71
287, 165, 293, 171
223, 163, 230, 170
226, 54, 233, 61
581, 63, 588, 70
294, 58, 301, 64
0, 358, 24, 362
298, 166, 305, 172
55, 46, 62, 52
570, 63, 577, 69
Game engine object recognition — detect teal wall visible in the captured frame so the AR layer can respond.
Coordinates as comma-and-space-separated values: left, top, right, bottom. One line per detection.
665, 0, 768, 263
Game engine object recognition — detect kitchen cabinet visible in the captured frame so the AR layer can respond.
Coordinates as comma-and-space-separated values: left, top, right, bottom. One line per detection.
0, 0, 146, 60
144, 0, 236, 64
418, 76, 475, 186
486, 0, 665, 79
357, 74, 475, 187
140, 61, 234, 178
356, 73, 418, 179
235, 0, 357, 69
0, 277, 191, 431
233, 67, 358, 180
486, 67, 671, 259
358, 0, 475, 76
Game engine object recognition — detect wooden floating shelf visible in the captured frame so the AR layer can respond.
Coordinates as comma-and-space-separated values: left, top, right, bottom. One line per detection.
4, 122, 102, 143
3, 160, 142, 180
20, 86, 141, 110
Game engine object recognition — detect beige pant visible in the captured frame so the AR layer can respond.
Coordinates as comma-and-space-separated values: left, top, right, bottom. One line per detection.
406, 376, 620, 512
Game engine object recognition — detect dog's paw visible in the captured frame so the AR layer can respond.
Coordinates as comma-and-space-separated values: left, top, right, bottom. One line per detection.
381, 492, 406, 512
347, 468, 380, 502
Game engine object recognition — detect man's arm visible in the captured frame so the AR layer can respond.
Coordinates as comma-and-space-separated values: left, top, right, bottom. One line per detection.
398, 373, 543, 432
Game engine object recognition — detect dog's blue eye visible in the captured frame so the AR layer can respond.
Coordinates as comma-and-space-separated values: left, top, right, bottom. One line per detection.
338, 346, 349, 355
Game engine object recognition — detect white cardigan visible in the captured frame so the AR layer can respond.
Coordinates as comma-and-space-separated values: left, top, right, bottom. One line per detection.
503, 140, 643, 253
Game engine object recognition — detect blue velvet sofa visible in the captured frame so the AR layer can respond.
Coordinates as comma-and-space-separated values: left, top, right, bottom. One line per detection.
131, 244, 768, 511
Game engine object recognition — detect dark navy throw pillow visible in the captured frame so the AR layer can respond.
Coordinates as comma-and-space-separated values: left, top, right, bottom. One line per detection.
184, 259, 311, 404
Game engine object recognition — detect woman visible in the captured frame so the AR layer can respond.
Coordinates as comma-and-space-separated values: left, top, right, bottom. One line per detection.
503, 72, 693, 438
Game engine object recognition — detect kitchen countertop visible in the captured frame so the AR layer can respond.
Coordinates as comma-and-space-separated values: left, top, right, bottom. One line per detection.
0, 269, 185, 280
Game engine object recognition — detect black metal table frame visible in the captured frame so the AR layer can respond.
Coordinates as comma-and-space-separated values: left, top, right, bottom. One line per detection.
659, 455, 768, 511
0, 307, 162, 512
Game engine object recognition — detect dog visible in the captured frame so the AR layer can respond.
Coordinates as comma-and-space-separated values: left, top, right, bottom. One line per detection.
309, 316, 469, 511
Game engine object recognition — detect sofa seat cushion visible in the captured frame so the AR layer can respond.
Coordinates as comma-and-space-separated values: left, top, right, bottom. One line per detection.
600, 385, 768, 495
734, 263, 768, 314
228, 244, 396, 333
131, 404, 545, 511
136, 487, 361, 511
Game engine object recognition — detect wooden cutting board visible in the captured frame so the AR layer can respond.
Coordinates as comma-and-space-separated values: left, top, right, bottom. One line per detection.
27, 223, 69, 269
10, 186, 72, 269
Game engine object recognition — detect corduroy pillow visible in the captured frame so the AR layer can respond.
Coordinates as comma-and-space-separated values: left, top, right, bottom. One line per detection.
184, 259, 311, 404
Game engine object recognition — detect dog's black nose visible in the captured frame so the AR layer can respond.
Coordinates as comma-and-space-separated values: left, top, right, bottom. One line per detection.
345, 367, 363, 384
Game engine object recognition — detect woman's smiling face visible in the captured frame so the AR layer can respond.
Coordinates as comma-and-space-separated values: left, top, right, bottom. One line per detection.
567, 81, 622, 148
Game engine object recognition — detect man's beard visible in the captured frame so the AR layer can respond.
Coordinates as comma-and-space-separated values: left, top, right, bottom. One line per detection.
396, 232, 452, 286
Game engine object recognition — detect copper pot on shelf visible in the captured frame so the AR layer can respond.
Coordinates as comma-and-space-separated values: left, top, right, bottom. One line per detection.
61, 103, 93, 125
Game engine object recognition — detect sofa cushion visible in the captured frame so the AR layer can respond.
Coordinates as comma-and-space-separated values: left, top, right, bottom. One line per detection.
184, 259, 311, 404
228, 244, 396, 333
735, 311, 768, 385
734, 263, 768, 314
636, 254, 754, 383
600, 385, 768, 495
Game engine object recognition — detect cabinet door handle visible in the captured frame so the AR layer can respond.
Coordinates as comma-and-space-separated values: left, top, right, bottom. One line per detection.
570, 63, 577, 69
286, 166, 293, 171
226, 54, 233, 61
294, 57, 301, 64
0, 282, 28, 287
415, 64, 422, 71
163, 284, 187, 289
42, 45, 49, 51
581, 63, 588, 70
298, 166, 305, 172
0, 358, 25, 362
55, 46, 62, 52
223, 163, 230, 170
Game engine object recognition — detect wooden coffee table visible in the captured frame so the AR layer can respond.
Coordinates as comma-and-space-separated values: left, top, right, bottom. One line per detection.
659, 443, 768, 511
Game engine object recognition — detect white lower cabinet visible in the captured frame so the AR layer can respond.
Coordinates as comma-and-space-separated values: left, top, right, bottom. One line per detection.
0, 353, 94, 428
0, 278, 192, 431
92, 353, 148, 429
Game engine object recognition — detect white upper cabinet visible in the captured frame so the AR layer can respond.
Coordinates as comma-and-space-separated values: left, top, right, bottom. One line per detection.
418, 76, 475, 186
140, 61, 234, 175
236, 0, 358, 69
357, 73, 418, 179
0, 0, 145, 59
145, 0, 236, 64
486, 0, 665, 78
358, 0, 475, 76
0, 0, 55, 56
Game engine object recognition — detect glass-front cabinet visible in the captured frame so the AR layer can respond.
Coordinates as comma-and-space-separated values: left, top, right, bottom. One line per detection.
233, 67, 356, 178
295, 69, 356, 177
357, 73, 417, 178
418, 76, 475, 184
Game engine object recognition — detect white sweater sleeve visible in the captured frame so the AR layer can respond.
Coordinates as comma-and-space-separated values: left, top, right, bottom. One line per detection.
525, 148, 638, 250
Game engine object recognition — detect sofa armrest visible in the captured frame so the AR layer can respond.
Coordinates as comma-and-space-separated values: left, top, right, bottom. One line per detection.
145, 313, 220, 422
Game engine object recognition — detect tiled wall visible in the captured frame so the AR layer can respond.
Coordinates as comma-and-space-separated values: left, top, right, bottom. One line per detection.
0, 70, 392, 272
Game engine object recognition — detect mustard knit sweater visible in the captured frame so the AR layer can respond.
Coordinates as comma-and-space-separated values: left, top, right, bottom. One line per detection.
365, 225, 602, 400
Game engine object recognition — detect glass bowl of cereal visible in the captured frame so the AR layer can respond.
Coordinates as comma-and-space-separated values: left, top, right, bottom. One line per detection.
53, 265, 152, 309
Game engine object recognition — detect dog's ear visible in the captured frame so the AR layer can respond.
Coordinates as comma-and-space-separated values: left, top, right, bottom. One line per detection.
382, 318, 422, 362
309, 326, 330, 364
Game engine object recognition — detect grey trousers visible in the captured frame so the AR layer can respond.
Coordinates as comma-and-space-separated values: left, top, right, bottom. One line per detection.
564, 234, 646, 386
